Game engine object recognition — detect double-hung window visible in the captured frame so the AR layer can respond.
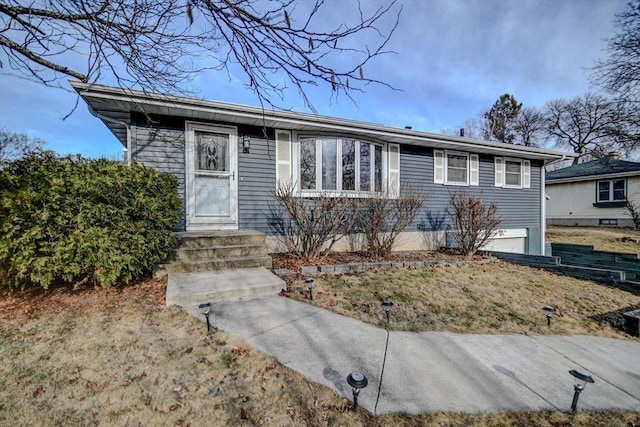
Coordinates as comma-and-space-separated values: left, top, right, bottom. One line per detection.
597, 179, 626, 202
433, 150, 479, 186
494, 157, 530, 189
504, 159, 522, 187
291, 136, 395, 195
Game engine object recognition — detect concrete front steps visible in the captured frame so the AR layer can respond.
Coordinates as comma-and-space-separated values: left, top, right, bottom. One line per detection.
154, 230, 272, 276
157, 230, 284, 307
166, 267, 285, 308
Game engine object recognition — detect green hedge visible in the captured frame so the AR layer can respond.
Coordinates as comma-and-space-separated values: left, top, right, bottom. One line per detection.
0, 151, 182, 291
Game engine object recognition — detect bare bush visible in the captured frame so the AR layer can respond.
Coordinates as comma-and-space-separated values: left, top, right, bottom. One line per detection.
270, 182, 357, 260
626, 200, 640, 229
356, 185, 425, 258
445, 192, 501, 258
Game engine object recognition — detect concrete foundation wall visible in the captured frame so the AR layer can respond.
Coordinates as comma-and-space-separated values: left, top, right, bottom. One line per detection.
547, 218, 635, 228
266, 229, 527, 254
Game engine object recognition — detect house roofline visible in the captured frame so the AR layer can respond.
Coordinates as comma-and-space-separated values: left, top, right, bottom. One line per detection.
546, 170, 640, 184
71, 81, 573, 161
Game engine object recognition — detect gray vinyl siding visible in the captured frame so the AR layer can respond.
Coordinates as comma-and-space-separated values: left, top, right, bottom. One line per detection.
400, 145, 543, 253
131, 123, 187, 231
129, 116, 544, 253
237, 135, 277, 233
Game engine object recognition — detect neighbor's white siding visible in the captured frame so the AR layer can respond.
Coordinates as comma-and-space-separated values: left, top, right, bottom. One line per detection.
546, 176, 640, 225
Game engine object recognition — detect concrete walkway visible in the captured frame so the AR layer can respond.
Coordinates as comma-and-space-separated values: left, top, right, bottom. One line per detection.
182, 296, 640, 415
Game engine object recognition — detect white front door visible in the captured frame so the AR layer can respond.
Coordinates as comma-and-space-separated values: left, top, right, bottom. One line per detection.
185, 122, 238, 230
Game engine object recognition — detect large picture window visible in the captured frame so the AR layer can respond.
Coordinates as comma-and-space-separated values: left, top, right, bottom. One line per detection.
597, 179, 626, 202
298, 136, 386, 193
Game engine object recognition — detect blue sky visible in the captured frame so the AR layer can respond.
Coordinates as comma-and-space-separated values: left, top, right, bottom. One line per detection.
0, 0, 626, 158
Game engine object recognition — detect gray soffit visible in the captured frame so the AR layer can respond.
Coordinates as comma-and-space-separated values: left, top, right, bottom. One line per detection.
71, 81, 573, 161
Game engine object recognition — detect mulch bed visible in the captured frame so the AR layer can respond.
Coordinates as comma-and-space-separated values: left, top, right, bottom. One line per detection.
271, 249, 479, 271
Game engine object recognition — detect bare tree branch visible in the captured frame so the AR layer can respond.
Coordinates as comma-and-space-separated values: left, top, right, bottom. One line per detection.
543, 93, 639, 164
0, 0, 401, 112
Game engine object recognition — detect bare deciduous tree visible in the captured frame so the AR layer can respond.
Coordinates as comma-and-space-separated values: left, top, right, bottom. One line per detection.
0, 127, 45, 168
445, 191, 501, 258
514, 106, 546, 147
544, 93, 639, 164
590, 0, 640, 102
0, 0, 400, 110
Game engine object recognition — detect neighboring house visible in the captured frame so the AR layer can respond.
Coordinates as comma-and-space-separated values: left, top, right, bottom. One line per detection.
546, 154, 640, 228
72, 82, 569, 255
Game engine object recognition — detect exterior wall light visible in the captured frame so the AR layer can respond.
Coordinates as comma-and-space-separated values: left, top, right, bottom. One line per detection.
199, 301, 212, 332
569, 369, 594, 413
346, 371, 368, 411
242, 135, 251, 153
305, 278, 314, 301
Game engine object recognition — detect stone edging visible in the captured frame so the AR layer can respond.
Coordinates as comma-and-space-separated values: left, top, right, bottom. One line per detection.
274, 256, 497, 278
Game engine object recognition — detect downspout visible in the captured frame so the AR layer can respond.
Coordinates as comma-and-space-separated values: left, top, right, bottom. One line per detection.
541, 154, 568, 255
124, 125, 132, 166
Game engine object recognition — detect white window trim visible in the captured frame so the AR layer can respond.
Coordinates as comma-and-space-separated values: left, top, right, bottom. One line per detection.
294, 136, 390, 196
596, 178, 627, 202
495, 156, 531, 189
503, 157, 523, 189
444, 150, 470, 186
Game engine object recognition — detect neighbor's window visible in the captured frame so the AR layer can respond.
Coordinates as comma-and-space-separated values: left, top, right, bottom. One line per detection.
504, 159, 522, 187
299, 137, 385, 193
446, 152, 469, 185
597, 179, 626, 202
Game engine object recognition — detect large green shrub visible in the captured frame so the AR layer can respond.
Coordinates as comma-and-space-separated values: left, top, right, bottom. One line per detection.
0, 151, 182, 291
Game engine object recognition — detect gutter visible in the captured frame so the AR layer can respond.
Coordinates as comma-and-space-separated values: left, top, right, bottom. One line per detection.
71, 81, 571, 161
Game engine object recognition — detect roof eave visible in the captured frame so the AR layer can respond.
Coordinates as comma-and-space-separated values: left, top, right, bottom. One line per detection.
71, 81, 573, 161
546, 170, 640, 184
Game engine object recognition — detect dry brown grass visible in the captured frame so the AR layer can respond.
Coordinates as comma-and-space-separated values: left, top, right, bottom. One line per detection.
1, 277, 637, 426
287, 262, 640, 339
547, 226, 640, 255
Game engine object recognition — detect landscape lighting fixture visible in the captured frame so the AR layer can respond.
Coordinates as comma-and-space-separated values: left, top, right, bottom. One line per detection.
346, 371, 368, 411
242, 135, 251, 153
381, 300, 394, 324
198, 301, 212, 332
305, 278, 314, 301
569, 369, 594, 413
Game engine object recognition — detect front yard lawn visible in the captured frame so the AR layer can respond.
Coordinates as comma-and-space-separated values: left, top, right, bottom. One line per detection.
547, 226, 640, 255
285, 261, 640, 339
1, 275, 638, 425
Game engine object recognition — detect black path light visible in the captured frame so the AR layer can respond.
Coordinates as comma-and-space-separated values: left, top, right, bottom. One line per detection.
346, 371, 368, 411
569, 369, 595, 413
382, 300, 394, 325
543, 305, 557, 327
305, 278, 314, 301
199, 301, 212, 332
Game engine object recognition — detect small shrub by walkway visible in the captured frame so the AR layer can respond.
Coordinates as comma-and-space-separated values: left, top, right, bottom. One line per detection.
285, 262, 640, 339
